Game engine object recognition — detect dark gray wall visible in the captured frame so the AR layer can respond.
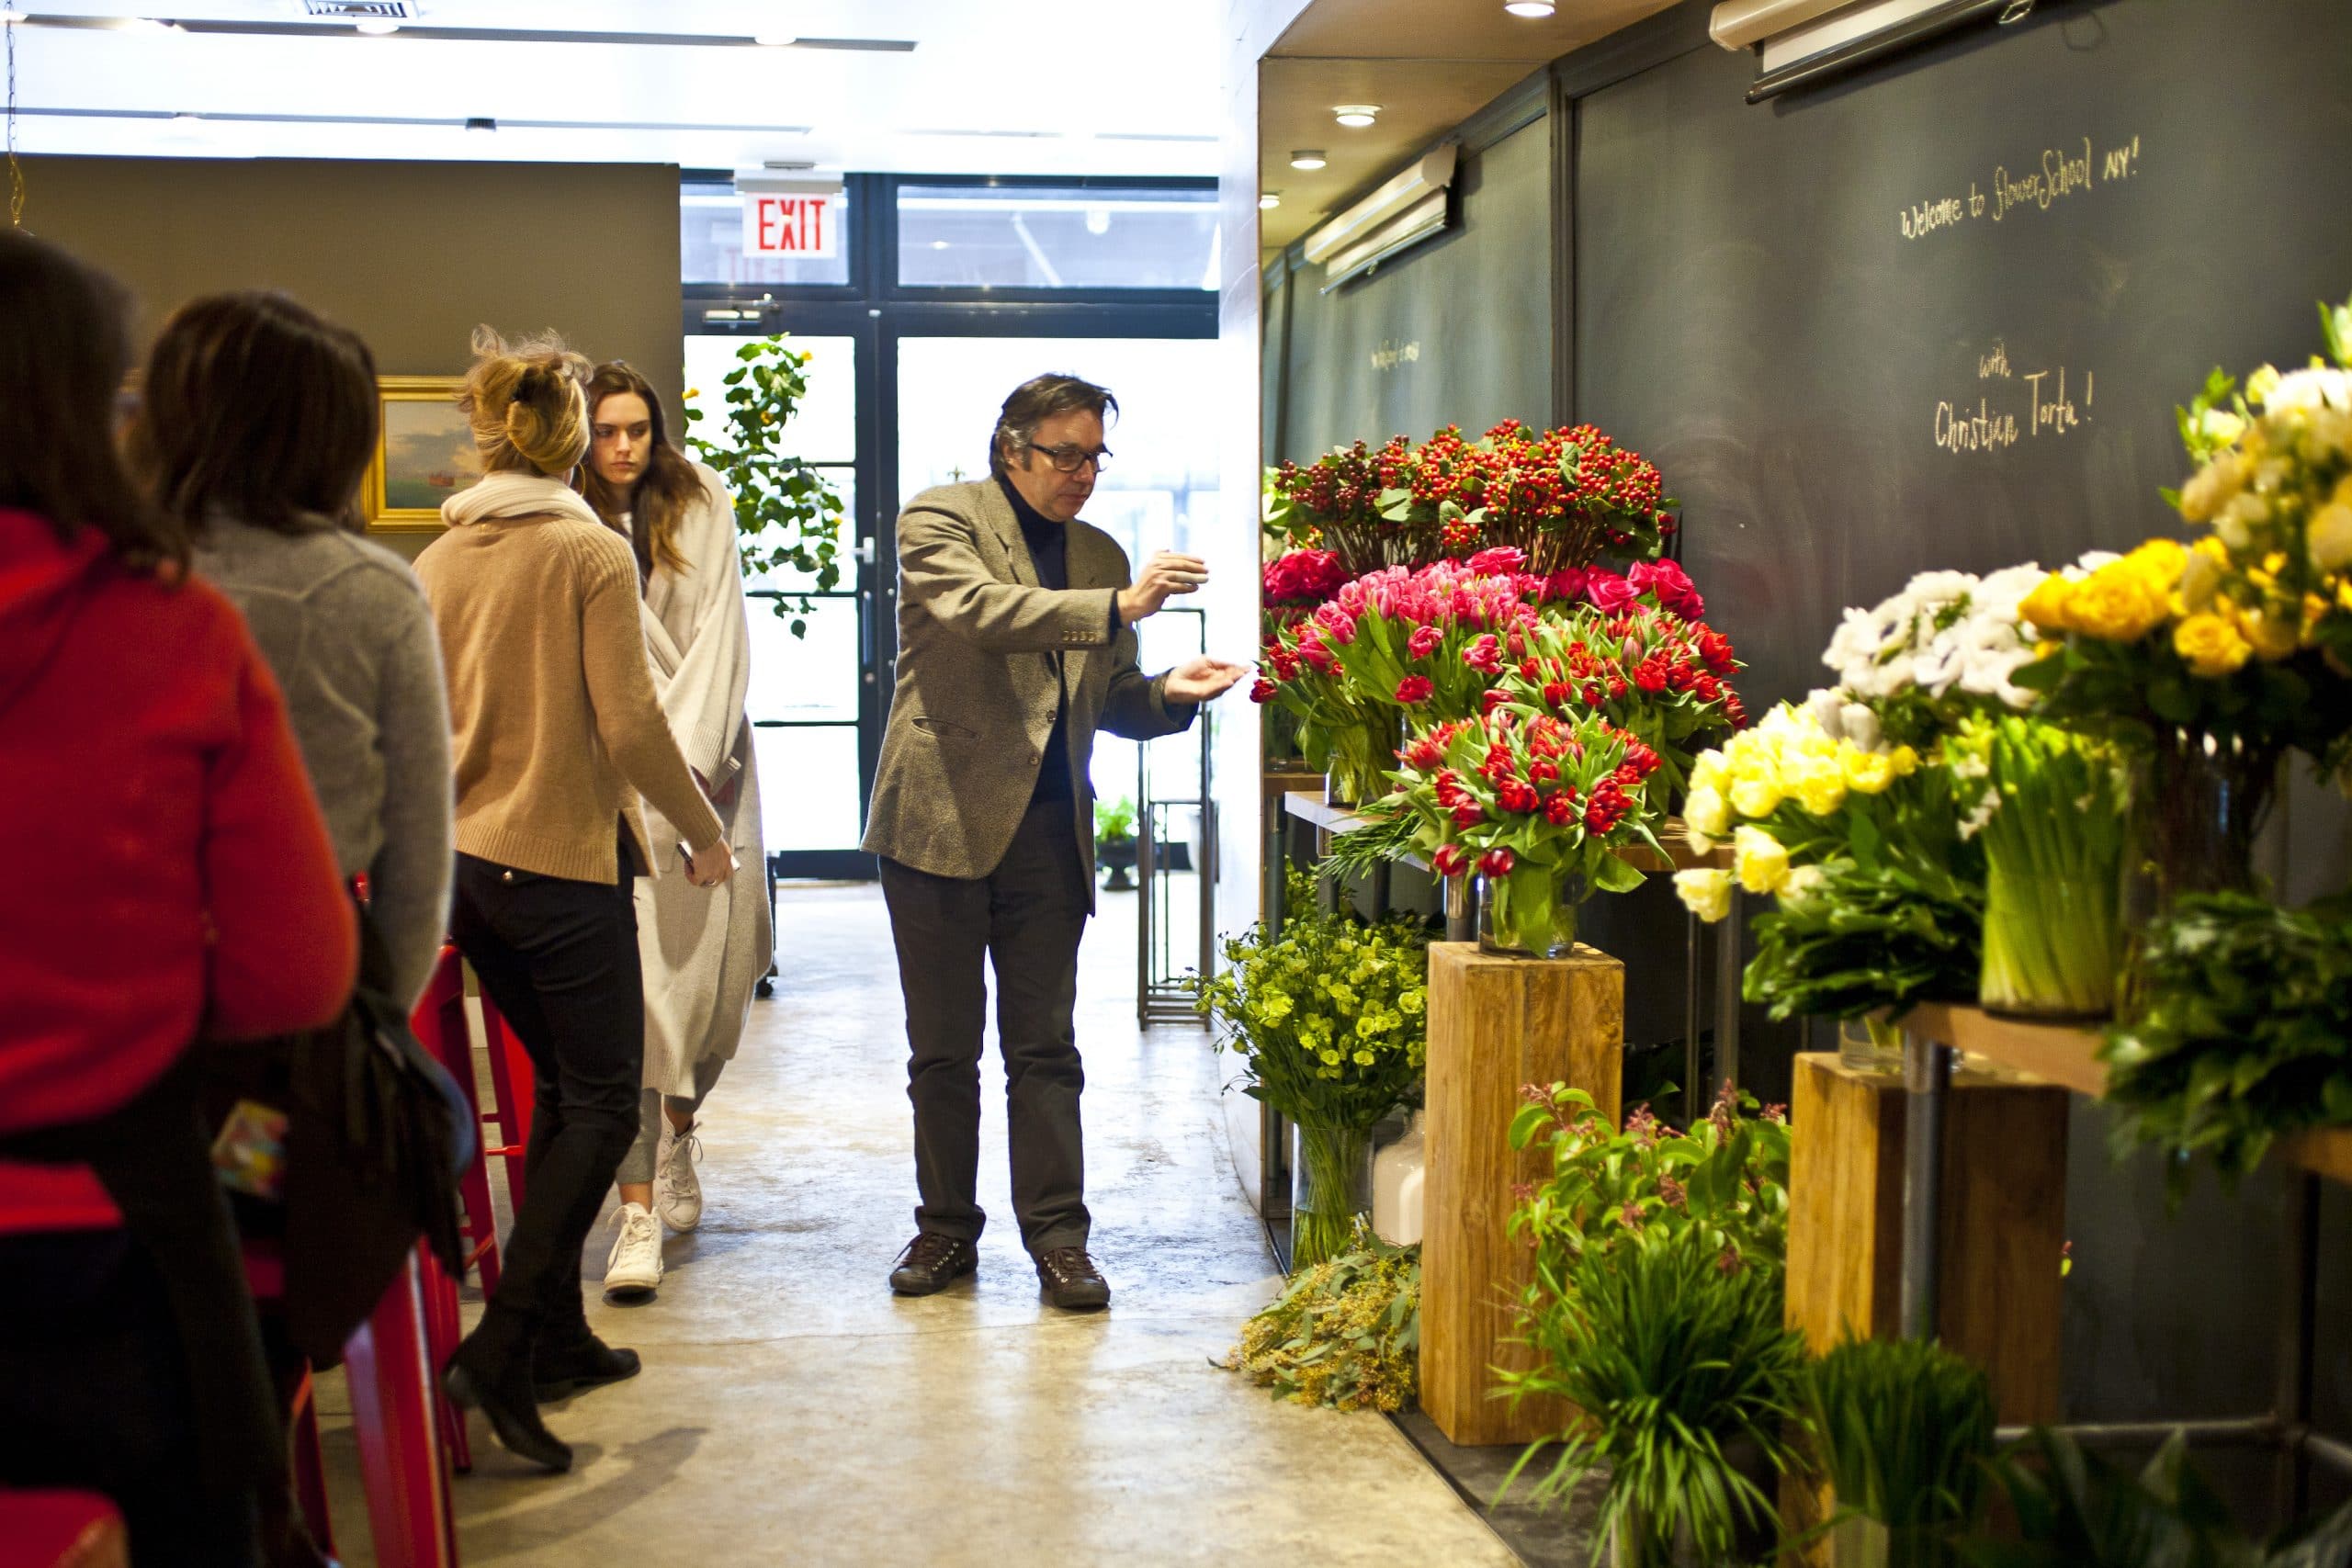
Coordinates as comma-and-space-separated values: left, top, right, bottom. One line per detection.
1272, 111, 1554, 463
21, 154, 684, 427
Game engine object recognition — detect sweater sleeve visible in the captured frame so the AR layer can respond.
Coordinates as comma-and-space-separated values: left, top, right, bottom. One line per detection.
577, 533, 726, 852
659, 481, 753, 782
368, 600, 455, 1010
203, 630, 359, 1040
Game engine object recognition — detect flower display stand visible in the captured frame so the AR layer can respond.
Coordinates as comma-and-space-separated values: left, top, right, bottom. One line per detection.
1422, 940, 1623, 1447
1780, 1050, 2070, 1564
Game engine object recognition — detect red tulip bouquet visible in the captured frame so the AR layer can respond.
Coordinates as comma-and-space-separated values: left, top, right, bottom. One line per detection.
1384, 709, 1667, 956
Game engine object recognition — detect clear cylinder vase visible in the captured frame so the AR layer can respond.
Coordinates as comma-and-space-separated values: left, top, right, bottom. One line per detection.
2120, 729, 2279, 1001
1289, 1120, 1374, 1271
1979, 854, 2122, 1022
1838, 1016, 1904, 1073
1476, 870, 1587, 960
1323, 715, 1399, 809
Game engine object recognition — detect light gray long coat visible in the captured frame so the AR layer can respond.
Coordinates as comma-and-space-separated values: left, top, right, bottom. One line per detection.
635, 465, 772, 1096
861, 479, 1193, 905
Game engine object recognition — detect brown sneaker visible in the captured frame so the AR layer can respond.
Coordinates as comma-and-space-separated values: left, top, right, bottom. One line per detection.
1035, 1246, 1111, 1311
888, 1233, 978, 1296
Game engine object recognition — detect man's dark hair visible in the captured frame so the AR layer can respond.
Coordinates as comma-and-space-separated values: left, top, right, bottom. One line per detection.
990, 372, 1116, 479
128, 289, 380, 538
0, 229, 185, 572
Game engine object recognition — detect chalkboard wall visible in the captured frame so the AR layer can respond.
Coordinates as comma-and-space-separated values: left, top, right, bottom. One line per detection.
1273, 108, 1554, 464
1567, 0, 2351, 1458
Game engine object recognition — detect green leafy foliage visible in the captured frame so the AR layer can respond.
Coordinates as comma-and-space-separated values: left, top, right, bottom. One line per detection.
682, 335, 846, 637
1501, 1225, 1808, 1568
1960, 1428, 2352, 1568
1094, 796, 1137, 846
2101, 892, 2352, 1196
1799, 1337, 1996, 1548
1191, 874, 1431, 1132
1224, 1223, 1419, 1413
1742, 853, 1984, 1023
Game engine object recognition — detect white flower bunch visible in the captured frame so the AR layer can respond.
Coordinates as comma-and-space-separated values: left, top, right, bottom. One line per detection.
1820, 565, 2053, 711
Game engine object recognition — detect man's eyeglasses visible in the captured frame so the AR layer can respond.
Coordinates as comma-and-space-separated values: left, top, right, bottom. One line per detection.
1028, 441, 1112, 474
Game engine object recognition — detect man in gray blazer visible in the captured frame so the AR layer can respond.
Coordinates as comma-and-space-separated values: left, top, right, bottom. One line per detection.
863, 373, 1245, 1310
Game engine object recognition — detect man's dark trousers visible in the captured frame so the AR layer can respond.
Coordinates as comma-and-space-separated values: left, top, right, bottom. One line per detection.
878, 796, 1091, 1255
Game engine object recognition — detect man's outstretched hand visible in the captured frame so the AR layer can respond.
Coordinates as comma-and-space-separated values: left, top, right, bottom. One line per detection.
1164, 657, 1250, 705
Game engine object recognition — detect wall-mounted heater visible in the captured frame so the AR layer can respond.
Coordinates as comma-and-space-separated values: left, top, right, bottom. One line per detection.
1711, 0, 2035, 103
1301, 143, 1458, 293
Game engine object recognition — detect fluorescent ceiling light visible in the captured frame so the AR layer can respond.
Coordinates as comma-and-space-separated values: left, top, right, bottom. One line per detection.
1504, 0, 1557, 15
354, 18, 399, 33
1288, 149, 1326, 170
1332, 104, 1380, 128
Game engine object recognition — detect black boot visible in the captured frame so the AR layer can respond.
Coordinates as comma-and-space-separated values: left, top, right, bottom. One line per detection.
445, 1314, 572, 1472
533, 1335, 641, 1403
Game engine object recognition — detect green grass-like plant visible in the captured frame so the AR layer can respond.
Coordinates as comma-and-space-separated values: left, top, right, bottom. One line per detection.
1800, 1337, 1996, 1562
1502, 1225, 1807, 1568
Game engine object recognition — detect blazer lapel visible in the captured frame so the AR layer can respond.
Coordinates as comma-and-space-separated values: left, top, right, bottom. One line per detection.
974, 479, 1040, 589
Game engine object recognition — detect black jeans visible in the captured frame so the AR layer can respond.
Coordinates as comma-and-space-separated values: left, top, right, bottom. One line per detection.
449, 843, 642, 1364
0, 1229, 262, 1565
879, 798, 1091, 1255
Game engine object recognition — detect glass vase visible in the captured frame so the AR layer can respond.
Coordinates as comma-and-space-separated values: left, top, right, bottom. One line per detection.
1829, 1517, 1958, 1568
1838, 1016, 1905, 1074
1290, 1120, 1374, 1271
1477, 869, 1589, 960
1323, 715, 1399, 809
1979, 850, 2122, 1022
2124, 728, 2278, 913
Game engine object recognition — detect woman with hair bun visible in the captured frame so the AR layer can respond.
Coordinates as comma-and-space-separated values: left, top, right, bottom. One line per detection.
413, 327, 734, 1472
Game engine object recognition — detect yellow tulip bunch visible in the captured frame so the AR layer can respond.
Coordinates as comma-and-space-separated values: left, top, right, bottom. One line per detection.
1673, 702, 1920, 919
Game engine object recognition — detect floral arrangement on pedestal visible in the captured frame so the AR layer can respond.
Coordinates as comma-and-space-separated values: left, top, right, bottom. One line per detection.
1191, 884, 1430, 1269
1383, 710, 1666, 957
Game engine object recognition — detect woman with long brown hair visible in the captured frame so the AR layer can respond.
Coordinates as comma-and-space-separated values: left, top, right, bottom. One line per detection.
413, 329, 732, 1472
0, 230, 356, 1562
578, 360, 770, 1303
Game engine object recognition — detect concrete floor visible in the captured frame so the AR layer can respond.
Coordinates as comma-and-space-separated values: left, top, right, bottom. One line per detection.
314, 882, 1520, 1567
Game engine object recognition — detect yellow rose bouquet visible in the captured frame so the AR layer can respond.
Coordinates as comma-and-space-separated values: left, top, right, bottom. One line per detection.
1671, 703, 1985, 1023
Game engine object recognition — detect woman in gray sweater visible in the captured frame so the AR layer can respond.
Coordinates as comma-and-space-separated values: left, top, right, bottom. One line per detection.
130, 291, 452, 1011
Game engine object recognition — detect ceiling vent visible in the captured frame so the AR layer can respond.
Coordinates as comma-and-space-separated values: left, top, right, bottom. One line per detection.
300, 1, 414, 17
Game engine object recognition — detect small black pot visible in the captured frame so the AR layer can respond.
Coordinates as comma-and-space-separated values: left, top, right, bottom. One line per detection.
1098, 836, 1137, 891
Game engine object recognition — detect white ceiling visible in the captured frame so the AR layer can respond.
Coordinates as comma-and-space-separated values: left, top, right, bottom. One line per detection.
2, 2, 1227, 175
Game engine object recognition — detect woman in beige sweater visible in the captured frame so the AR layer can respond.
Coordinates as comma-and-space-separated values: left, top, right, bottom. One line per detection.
414, 329, 732, 1473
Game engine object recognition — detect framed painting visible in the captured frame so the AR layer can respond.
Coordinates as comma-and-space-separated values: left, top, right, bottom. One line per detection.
365, 376, 480, 532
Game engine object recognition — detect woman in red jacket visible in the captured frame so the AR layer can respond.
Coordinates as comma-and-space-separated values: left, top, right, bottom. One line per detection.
0, 231, 356, 1562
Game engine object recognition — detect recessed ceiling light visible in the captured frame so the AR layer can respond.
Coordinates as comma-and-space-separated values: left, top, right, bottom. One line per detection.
1332, 104, 1380, 129
354, 17, 400, 33
1504, 0, 1556, 16
1260, 192, 1281, 210
0, 10, 28, 24
753, 31, 794, 46
1289, 150, 1326, 171
930, 240, 950, 250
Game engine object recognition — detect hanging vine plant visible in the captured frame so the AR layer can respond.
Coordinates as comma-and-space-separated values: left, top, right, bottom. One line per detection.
683, 333, 847, 637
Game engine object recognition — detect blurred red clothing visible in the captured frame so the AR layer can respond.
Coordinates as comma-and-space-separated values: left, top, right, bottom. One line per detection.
0, 508, 356, 1230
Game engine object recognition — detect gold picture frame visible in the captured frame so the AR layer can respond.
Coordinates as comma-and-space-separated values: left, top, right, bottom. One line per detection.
365, 376, 480, 533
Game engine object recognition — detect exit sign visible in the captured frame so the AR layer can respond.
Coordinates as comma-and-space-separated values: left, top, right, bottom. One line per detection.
741, 190, 838, 258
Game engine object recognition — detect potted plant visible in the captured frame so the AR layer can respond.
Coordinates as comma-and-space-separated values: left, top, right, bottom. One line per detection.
1799, 1336, 1996, 1568
1095, 796, 1139, 892
682, 333, 847, 637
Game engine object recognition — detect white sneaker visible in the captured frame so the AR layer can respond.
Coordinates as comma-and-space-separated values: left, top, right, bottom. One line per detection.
655, 1121, 704, 1233
602, 1201, 663, 1301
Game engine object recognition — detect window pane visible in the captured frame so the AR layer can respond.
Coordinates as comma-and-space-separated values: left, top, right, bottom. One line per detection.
755, 725, 863, 852
897, 185, 1218, 290
744, 593, 858, 724
681, 181, 850, 287
741, 467, 855, 593
683, 333, 855, 465
896, 336, 1222, 568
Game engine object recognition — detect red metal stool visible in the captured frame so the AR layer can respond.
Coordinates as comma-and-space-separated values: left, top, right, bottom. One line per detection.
476, 987, 536, 1213
0, 1491, 128, 1568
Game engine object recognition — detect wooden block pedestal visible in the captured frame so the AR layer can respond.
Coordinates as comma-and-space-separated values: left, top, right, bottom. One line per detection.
1421, 940, 1624, 1448
1781, 1051, 2071, 1561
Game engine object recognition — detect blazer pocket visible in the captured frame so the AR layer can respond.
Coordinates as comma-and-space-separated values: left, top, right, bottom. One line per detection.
910, 716, 978, 740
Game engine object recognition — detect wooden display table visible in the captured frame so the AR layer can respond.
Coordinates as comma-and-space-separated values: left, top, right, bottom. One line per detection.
1421, 940, 1624, 1447
1785, 1051, 2069, 1423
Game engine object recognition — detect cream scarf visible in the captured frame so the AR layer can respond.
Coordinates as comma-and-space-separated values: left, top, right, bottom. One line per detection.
439, 470, 605, 530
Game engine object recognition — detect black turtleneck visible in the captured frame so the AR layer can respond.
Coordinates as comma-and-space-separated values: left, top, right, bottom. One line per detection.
999, 475, 1084, 803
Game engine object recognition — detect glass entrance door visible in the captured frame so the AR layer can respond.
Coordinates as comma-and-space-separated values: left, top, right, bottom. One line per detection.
684, 329, 874, 878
